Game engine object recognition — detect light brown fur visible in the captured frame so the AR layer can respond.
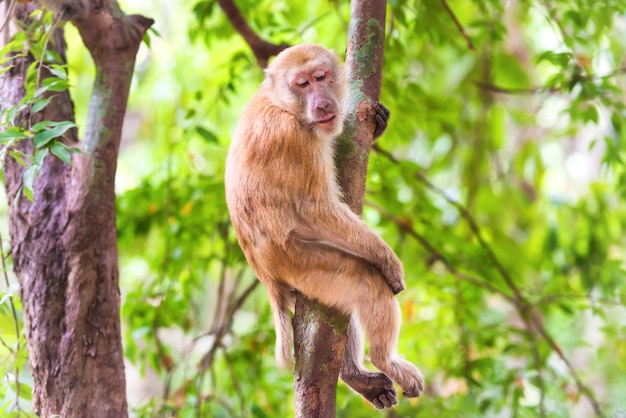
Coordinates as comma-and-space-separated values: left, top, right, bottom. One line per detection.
224, 44, 424, 407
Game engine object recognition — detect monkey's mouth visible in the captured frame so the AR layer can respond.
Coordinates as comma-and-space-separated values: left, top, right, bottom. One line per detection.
317, 115, 336, 124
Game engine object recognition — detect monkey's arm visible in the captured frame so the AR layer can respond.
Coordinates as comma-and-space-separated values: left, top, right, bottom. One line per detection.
289, 210, 405, 294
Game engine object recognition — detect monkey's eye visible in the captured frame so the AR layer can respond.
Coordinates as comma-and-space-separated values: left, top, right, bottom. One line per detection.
315, 74, 326, 82
296, 79, 310, 88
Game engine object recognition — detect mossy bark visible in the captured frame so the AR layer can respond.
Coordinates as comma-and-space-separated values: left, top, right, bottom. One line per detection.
292, 0, 387, 416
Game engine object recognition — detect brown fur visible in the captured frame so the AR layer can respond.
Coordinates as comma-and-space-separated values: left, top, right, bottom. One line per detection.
224, 44, 424, 407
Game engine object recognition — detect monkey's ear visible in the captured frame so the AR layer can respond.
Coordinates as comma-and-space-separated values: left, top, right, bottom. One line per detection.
263, 68, 275, 88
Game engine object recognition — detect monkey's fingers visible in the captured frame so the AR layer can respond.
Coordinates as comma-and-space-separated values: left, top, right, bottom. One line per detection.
388, 277, 406, 295
372, 102, 390, 139
372, 102, 390, 119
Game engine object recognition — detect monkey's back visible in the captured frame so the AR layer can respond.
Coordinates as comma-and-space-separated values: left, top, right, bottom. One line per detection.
225, 90, 340, 282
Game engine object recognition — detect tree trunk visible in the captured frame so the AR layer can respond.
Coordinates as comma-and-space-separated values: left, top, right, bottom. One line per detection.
293, 295, 350, 418
0, 2, 152, 417
292, 0, 387, 416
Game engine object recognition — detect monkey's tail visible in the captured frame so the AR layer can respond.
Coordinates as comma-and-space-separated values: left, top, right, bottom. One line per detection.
266, 282, 294, 370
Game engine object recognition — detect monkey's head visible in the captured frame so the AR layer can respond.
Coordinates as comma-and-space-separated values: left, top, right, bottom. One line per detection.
263, 44, 347, 140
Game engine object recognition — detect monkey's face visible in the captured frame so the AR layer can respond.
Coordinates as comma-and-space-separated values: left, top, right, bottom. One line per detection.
289, 65, 344, 138
263, 44, 347, 140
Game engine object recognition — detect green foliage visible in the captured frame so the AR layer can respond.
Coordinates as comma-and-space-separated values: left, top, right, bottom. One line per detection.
0, 9, 80, 202
3, 0, 626, 417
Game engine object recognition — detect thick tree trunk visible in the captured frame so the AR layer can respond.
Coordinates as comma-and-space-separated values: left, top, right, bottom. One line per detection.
0, 2, 152, 417
292, 0, 387, 416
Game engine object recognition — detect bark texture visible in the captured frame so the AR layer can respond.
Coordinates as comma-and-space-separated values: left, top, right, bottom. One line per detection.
0, 2, 152, 417
292, 0, 387, 416
293, 295, 349, 418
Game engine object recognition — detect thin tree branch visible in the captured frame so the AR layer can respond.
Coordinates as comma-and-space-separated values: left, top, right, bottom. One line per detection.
216, 0, 288, 67
366, 200, 515, 301
198, 277, 259, 369
439, 0, 475, 52
531, 316, 605, 417
473, 80, 560, 95
474, 68, 626, 95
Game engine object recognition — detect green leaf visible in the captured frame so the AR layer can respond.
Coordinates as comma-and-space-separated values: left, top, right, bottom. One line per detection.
251, 404, 270, 418
8, 150, 33, 167
0, 292, 13, 306
35, 148, 49, 166
581, 105, 599, 124
34, 77, 69, 97
25, 61, 39, 87
22, 165, 37, 202
0, 65, 14, 76
31, 96, 54, 113
33, 121, 76, 147
195, 126, 218, 143
0, 127, 28, 143
31, 120, 54, 131
17, 381, 33, 401
50, 142, 72, 164
48, 65, 68, 81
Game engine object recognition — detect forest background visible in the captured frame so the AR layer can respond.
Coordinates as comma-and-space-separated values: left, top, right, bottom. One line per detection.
1, 0, 625, 417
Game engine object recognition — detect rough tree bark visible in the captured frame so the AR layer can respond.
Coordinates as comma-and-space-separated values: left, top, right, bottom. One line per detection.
0, 1, 152, 417
292, 0, 388, 416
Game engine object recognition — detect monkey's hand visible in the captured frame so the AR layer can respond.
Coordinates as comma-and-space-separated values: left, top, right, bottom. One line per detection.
380, 255, 406, 295
372, 102, 390, 140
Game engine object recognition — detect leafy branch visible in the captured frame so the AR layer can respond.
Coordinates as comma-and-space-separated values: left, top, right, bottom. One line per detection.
373, 144, 605, 417
0, 7, 80, 200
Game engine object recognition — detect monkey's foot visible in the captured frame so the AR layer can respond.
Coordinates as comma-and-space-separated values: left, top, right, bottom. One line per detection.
341, 370, 398, 409
402, 377, 425, 398
397, 366, 425, 398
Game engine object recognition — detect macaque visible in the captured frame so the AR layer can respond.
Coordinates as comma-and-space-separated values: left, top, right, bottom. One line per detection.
224, 44, 424, 408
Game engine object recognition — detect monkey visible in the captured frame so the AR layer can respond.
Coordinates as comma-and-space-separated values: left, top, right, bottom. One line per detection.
224, 44, 424, 408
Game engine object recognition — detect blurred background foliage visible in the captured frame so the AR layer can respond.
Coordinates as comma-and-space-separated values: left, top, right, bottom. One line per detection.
2, 0, 626, 416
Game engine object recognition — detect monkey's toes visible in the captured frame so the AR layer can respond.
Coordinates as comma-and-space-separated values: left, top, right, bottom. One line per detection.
341, 370, 398, 409
402, 375, 426, 398
373, 390, 398, 409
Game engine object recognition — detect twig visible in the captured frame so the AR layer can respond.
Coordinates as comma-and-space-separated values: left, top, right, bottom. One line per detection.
215, 0, 288, 68
26, 8, 65, 130
532, 316, 605, 417
222, 350, 247, 417
198, 277, 259, 369
474, 68, 626, 96
473, 80, 560, 95
439, 0, 475, 51
0, 0, 17, 33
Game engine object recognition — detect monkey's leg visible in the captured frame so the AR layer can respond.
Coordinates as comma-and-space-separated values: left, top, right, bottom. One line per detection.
340, 315, 398, 409
296, 266, 424, 398
359, 288, 425, 398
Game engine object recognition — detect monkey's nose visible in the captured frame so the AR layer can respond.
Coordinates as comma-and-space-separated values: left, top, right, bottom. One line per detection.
316, 99, 331, 111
